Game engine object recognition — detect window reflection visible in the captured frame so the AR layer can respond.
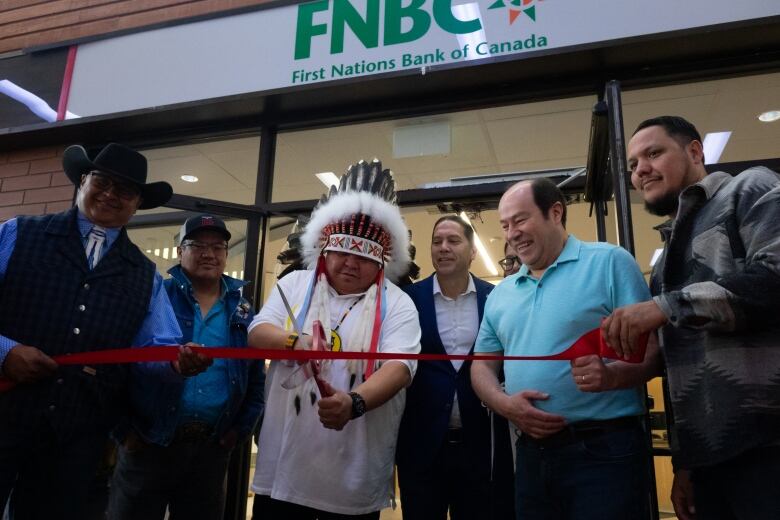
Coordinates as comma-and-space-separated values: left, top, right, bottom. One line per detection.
137, 136, 261, 216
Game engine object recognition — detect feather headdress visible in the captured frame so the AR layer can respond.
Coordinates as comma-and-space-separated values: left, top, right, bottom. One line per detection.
300, 159, 409, 280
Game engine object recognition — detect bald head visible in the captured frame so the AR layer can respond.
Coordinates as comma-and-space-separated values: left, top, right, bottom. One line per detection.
499, 179, 568, 276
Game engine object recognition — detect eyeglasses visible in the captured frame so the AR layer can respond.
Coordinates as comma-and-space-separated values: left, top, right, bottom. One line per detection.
89, 172, 141, 200
181, 240, 229, 255
498, 255, 520, 271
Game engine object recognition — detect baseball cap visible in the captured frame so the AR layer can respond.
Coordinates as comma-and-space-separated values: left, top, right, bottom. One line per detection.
179, 214, 231, 245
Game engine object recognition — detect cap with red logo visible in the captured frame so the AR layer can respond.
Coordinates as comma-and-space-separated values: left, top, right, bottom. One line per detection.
179, 214, 231, 244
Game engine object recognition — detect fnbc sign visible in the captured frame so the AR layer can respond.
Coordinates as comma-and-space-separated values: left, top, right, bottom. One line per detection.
294, 0, 545, 60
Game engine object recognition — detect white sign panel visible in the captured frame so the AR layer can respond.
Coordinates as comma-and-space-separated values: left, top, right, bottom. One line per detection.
67, 0, 780, 117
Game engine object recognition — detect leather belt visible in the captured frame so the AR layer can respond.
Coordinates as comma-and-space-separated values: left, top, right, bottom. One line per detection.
519, 416, 642, 449
173, 421, 214, 443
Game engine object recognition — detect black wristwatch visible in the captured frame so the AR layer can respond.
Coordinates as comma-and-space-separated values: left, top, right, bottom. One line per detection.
349, 391, 366, 419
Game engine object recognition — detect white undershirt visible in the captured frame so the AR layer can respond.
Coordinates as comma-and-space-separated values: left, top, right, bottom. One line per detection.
432, 273, 478, 428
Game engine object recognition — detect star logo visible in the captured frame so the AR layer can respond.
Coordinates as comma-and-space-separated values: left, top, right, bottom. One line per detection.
488, 0, 543, 25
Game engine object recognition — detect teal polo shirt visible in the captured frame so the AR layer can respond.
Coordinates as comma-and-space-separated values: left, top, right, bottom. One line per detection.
475, 235, 650, 422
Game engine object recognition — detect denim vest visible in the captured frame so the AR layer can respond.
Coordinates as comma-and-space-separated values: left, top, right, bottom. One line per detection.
0, 208, 154, 438
125, 265, 264, 445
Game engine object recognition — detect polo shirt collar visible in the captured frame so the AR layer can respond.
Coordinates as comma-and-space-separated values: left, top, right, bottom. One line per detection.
516, 235, 581, 282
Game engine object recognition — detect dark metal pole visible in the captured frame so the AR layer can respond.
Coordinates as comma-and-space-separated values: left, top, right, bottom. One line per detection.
595, 200, 607, 242
252, 125, 278, 304
604, 80, 659, 520
224, 126, 276, 520
604, 80, 636, 255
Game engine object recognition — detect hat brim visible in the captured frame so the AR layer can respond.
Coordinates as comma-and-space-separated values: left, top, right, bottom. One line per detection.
63, 145, 173, 209
182, 225, 232, 244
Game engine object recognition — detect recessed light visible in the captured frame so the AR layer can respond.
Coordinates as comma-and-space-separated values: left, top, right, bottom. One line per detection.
315, 172, 340, 189
180, 174, 199, 183
758, 110, 780, 123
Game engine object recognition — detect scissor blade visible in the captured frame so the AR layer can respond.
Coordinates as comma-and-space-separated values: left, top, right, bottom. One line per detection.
276, 285, 302, 336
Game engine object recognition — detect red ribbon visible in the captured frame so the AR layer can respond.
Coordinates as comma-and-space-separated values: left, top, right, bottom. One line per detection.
0, 328, 646, 393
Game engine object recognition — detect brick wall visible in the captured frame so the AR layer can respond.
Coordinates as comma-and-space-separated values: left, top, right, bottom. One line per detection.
0, 146, 75, 223
0, 0, 279, 55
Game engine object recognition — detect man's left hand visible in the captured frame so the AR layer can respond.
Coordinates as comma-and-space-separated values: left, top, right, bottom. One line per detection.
602, 300, 667, 360
172, 343, 213, 377
571, 355, 613, 392
317, 382, 352, 431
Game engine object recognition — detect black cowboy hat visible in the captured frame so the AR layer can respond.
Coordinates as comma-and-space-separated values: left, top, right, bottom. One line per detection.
63, 143, 173, 209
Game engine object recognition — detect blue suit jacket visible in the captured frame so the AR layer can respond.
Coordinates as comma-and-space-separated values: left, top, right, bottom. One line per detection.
396, 274, 514, 481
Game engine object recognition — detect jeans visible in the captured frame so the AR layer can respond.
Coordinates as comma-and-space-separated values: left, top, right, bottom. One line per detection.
0, 420, 107, 520
691, 445, 780, 520
108, 432, 233, 520
514, 425, 650, 520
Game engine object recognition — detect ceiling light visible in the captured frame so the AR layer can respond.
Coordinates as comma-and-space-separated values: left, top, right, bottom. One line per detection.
180, 174, 199, 183
315, 172, 340, 189
702, 131, 731, 165
459, 211, 499, 276
758, 110, 780, 123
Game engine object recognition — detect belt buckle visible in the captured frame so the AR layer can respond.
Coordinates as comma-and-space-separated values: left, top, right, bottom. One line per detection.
447, 428, 462, 444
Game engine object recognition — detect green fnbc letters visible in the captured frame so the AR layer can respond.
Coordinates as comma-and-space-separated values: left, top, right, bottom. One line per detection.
295, 0, 482, 60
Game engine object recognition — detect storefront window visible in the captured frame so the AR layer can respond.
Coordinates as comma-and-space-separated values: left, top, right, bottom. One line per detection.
273, 96, 596, 203
137, 135, 261, 216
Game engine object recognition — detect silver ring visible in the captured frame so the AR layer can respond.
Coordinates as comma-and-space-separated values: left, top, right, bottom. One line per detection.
581, 374, 587, 383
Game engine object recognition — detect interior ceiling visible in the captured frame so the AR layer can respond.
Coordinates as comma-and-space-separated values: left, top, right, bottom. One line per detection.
131, 71, 779, 290
139, 71, 780, 207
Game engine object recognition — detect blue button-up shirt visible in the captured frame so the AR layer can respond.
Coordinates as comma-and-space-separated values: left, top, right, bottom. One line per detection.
178, 276, 231, 426
0, 212, 182, 373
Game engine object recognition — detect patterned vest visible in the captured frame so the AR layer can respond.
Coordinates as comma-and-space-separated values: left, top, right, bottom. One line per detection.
0, 208, 154, 438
